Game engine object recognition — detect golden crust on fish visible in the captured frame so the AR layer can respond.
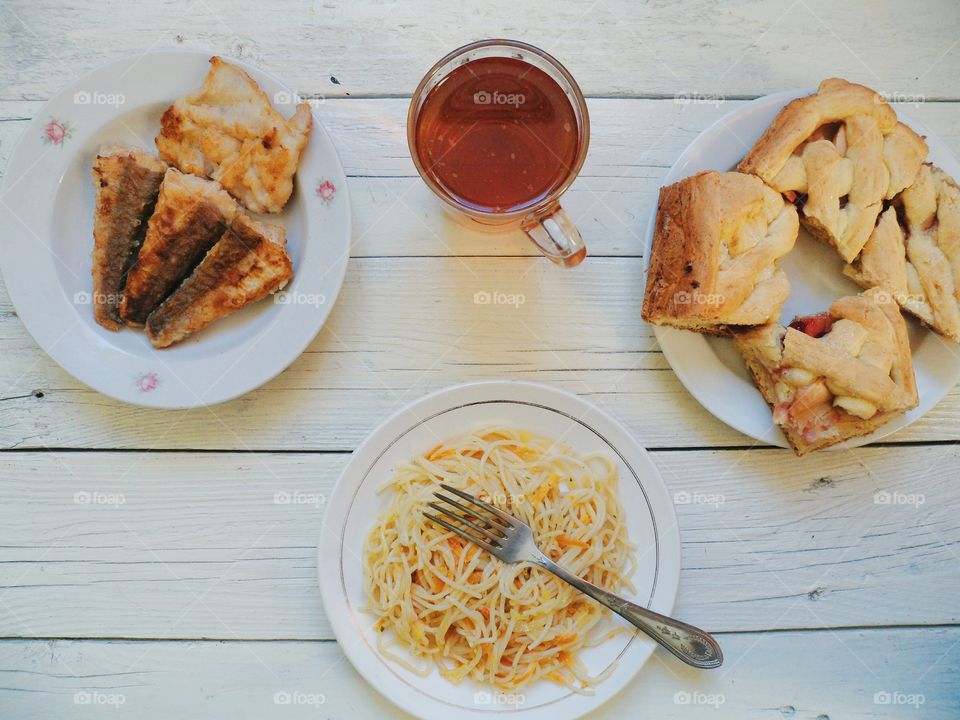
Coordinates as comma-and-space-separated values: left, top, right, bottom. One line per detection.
119, 168, 238, 326
90, 146, 167, 330
155, 56, 312, 213
146, 214, 293, 348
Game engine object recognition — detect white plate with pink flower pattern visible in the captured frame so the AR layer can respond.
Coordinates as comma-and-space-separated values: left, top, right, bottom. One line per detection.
0, 50, 350, 408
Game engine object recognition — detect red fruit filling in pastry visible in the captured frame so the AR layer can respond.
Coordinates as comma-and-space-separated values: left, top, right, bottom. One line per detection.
789, 312, 834, 338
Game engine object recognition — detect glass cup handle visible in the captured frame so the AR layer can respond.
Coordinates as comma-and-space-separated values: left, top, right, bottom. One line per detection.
523, 205, 587, 267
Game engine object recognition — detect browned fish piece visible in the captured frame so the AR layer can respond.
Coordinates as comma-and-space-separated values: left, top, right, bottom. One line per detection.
119, 168, 237, 325
146, 214, 293, 348
155, 56, 312, 213
90, 146, 167, 330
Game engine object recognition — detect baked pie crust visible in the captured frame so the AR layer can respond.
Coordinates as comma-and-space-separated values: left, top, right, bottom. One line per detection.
732, 288, 918, 455
844, 163, 960, 342
739, 78, 928, 263
642, 170, 798, 333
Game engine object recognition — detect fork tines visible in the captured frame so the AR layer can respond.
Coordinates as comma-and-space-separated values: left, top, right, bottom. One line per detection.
424, 483, 515, 555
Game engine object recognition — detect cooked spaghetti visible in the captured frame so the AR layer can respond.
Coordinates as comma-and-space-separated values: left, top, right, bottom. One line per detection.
363, 427, 636, 691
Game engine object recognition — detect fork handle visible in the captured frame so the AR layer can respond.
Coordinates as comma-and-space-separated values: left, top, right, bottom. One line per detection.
533, 554, 722, 669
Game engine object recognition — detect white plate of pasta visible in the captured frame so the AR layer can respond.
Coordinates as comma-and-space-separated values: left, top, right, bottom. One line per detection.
318, 380, 681, 720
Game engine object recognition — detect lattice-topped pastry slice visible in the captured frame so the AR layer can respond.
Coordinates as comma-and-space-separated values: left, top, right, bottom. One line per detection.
844, 163, 960, 342
732, 288, 918, 455
739, 78, 928, 263
642, 170, 798, 334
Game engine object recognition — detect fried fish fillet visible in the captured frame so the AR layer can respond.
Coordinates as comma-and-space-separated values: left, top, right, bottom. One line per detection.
119, 168, 238, 326
146, 214, 293, 348
155, 56, 312, 213
90, 146, 167, 330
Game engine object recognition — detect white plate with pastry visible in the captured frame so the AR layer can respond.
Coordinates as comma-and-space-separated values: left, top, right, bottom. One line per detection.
0, 50, 350, 408
643, 80, 960, 453
318, 380, 681, 720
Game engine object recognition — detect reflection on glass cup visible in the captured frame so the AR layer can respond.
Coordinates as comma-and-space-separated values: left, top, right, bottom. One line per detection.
408, 39, 590, 267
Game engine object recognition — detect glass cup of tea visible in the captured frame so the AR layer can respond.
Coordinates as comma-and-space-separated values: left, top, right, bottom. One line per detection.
408, 39, 590, 267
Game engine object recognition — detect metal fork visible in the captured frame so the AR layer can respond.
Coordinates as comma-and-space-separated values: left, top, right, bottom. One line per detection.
426, 483, 723, 669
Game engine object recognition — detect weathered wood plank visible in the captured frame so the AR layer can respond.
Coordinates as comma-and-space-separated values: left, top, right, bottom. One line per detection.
1, 0, 959, 100
3, 98, 957, 261
4, 98, 960, 181
0, 630, 955, 718
0, 447, 956, 639
1, 257, 960, 450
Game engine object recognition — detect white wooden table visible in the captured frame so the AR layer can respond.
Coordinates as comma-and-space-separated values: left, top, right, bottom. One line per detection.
1, 1, 959, 717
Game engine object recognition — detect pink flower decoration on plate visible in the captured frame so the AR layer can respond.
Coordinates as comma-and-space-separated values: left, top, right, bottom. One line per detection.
315, 179, 336, 204
136, 372, 159, 393
42, 118, 72, 147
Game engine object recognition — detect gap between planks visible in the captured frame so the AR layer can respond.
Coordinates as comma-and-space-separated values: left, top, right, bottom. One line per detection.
1, 623, 958, 643
0, 441, 956, 454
